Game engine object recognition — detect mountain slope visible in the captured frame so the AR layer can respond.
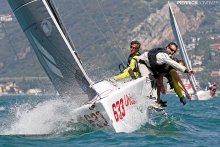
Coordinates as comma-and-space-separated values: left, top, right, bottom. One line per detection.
0, 0, 219, 88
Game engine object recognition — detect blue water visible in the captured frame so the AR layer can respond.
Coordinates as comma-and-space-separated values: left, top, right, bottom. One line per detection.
0, 94, 220, 147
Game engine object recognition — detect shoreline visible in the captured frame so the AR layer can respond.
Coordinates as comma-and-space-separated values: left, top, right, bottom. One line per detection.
1, 90, 219, 97
0, 93, 59, 97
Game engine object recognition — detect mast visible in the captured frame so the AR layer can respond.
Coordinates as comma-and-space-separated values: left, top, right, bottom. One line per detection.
168, 2, 198, 94
42, 0, 94, 87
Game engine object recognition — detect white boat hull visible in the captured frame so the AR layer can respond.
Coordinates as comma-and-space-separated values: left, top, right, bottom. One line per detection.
74, 77, 165, 133
191, 90, 212, 100
197, 90, 212, 100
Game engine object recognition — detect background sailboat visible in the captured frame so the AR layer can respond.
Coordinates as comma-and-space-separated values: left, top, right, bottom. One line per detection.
168, 2, 211, 100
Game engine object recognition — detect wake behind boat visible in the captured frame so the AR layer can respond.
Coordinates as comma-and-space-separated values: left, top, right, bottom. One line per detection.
7, 0, 166, 133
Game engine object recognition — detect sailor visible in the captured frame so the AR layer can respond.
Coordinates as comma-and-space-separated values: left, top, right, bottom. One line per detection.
157, 58, 191, 106
209, 82, 218, 97
137, 42, 195, 105
114, 40, 141, 80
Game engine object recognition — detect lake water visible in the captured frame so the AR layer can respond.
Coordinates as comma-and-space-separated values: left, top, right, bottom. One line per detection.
0, 94, 219, 147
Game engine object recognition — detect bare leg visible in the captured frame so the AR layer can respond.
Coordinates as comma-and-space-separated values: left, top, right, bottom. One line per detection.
170, 71, 191, 101
156, 73, 166, 104
160, 83, 166, 94
156, 76, 162, 104
210, 90, 214, 97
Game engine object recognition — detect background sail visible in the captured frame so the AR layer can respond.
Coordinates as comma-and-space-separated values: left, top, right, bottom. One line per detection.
7, 0, 97, 105
168, 2, 198, 94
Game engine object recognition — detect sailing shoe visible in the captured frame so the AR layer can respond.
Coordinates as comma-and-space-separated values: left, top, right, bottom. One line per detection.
180, 96, 187, 105
160, 99, 167, 104
160, 103, 167, 107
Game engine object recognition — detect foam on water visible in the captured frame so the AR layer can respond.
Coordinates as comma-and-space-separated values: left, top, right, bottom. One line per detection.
1, 98, 81, 135
0, 79, 168, 135
0, 107, 5, 111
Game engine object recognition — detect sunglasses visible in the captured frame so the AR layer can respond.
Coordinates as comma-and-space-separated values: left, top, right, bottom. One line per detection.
169, 46, 176, 53
130, 45, 139, 50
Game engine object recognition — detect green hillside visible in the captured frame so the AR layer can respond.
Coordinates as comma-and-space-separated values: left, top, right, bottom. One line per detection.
0, 0, 220, 88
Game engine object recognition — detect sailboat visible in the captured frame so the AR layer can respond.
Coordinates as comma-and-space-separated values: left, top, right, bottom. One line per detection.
168, 2, 211, 100
7, 0, 166, 133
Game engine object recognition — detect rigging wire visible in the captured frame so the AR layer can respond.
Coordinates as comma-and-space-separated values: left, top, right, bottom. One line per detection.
77, 0, 126, 67
29, 46, 43, 92
95, 0, 127, 62
1, 21, 39, 94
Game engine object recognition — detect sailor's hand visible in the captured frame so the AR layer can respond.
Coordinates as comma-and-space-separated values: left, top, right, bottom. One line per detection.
185, 93, 191, 101
184, 68, 195, 75
188, 70, 195, 75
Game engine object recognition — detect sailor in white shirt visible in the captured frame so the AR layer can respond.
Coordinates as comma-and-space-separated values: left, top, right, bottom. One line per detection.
137, 42, 194, 105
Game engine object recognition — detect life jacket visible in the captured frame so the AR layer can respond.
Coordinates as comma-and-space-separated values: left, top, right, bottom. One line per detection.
212, 85, 217, 91
148, 48, 169, 72
127, 52, 140, 72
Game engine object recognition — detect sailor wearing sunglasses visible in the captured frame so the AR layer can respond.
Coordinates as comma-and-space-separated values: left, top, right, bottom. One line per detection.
114, 40, 141, 80
137, 42, 195, 104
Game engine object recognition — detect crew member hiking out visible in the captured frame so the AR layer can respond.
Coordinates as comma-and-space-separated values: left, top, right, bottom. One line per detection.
137, 42, 195, 106
157, 58, 191, 106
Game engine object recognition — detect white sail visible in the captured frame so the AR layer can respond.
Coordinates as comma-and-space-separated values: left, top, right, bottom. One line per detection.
168, 2, 198, 95
168, 2, 211, 100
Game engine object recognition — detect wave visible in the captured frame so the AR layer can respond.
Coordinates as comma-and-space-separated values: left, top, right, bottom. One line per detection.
0, 106, 5, 111
0, 97, 95, 136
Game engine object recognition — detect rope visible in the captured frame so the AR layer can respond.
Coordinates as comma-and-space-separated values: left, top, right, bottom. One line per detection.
77, 0, 126, 67
1, 21, 39, 94
95, 0, 127, 63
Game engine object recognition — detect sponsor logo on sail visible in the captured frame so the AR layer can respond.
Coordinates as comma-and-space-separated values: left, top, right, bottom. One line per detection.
41, 19, 52, 36
81, 82, 87, 91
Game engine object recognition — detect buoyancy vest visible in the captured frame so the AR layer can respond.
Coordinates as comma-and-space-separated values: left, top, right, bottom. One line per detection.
212, 85, 217, 91
148, 48, 169, 72
127, 52, 140, 72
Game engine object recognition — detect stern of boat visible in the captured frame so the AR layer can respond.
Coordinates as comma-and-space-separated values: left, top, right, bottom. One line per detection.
197, 90, 212, 100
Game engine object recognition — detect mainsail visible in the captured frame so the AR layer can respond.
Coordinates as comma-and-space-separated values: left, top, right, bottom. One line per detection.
168, 2, 198, 95
7, 0, 97, 105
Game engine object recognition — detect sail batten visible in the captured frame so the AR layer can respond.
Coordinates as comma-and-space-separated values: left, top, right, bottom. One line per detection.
7, 0, 97, 105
